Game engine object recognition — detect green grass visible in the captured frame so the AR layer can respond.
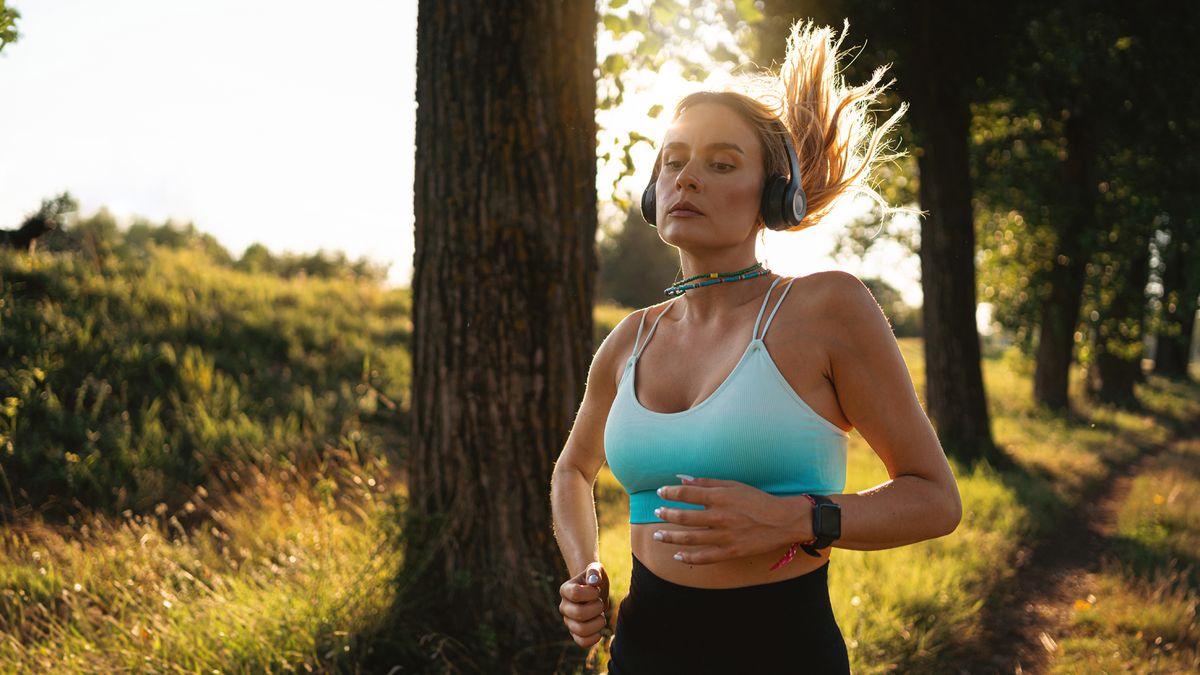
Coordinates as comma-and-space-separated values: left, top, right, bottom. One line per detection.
1, 243, 410, 517
3, 239, 1198, 672
1054, 437, 1200, 673
0, 449, 401, 672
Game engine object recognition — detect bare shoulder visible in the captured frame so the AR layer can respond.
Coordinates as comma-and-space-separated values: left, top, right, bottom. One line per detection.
591, 302, 660, 388
785, 271, 879, 323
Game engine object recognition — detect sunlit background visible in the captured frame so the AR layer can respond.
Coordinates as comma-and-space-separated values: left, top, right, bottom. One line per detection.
0, 0, 922, 305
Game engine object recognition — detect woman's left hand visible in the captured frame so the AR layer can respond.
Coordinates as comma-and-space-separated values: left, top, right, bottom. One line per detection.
653, 476, 811, 565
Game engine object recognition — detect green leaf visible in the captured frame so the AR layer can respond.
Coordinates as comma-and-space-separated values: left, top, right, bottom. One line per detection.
734, 0, 764, 23
602, 53, 629, 77
602, 14, 631, 36
647, 104, 664, 119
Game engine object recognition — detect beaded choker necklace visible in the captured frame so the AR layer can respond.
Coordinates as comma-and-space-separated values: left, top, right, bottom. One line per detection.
664, 262, 772, 297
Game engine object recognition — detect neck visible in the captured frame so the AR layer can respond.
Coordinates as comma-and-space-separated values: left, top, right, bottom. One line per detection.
673, 254, 779, 326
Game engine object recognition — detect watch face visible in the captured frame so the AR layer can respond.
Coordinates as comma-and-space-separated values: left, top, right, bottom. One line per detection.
817, 503, 841, 539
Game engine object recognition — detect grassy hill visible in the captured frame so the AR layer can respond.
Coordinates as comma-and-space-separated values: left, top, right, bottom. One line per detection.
1, 224, 411, 519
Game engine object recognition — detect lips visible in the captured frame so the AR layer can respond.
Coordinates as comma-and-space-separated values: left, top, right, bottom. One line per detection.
668, 200, 705, 217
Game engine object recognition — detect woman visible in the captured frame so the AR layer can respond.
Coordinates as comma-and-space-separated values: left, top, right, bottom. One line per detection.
550, 20, 962, 673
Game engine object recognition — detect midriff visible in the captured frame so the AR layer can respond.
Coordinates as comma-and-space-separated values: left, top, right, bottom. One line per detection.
630, 521, 830, 588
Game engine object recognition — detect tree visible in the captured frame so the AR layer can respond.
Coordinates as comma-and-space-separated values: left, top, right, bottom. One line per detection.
0, 1, 19, 53
759, 1, 1007, 465
403, 2, 598, 671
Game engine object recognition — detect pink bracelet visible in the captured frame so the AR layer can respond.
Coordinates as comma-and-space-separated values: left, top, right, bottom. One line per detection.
769, 494, 818, 570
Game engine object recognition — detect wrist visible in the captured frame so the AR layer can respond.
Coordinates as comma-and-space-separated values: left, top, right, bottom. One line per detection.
780, 494, 816, 545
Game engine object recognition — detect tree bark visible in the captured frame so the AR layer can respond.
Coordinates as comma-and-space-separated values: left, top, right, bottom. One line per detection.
1033, 111, 1095, 411
908, 0, 999, 464
1088, 234, 1151, 406
407, 2, 597, 670
1154, 227, 1199, 378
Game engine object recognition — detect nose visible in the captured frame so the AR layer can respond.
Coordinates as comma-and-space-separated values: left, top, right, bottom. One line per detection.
675, 160, 702, 192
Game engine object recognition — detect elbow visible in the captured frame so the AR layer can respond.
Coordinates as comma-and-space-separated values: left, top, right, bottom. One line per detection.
940, 482, 963, 537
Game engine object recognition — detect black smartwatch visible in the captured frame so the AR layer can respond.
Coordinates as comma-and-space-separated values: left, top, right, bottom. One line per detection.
800, 494, 841, 557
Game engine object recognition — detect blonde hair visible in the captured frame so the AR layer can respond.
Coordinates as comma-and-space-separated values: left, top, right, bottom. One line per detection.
650, 19, 908, 232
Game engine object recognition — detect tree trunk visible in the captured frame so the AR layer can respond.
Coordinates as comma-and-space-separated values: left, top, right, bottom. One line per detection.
1033, 111, 1095, 410
1154, 227, 1199, 378
407, 2, 597, 670
1088, 234, 1151, 407
908, 0, 999, 465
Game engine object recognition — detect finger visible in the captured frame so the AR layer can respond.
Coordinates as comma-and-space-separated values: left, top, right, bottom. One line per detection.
573, 632, 604, 648
653, 527, 725, 546
561, 579, 604, 603
560, 597, 606, 621
655, 485, 714, 506
688, 477, 745, 487
672, 546, 732, 565
563, 612, 607, 637
655, 506, 717, 527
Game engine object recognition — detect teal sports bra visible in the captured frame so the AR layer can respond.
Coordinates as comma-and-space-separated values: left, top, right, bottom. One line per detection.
604, 276, 849, 524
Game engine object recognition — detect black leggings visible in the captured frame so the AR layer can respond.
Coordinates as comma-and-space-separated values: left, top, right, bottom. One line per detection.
607, 552, 850, 674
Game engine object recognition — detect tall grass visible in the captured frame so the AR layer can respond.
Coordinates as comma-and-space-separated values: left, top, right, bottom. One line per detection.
1, 245, 410, 518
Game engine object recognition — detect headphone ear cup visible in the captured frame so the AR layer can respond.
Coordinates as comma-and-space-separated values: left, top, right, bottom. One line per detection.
788, 184, 808, 227
641, 183, 657, 227
760, 175, 787, 230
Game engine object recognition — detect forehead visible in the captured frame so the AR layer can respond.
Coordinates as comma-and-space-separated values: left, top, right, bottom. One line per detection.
662, 103, 760, 154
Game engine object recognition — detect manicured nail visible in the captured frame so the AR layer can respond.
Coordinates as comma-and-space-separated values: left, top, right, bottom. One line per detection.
654, 507, 663, 518
676, 474, 695, 483
653, 531, 664, 541
656, 486, 666, 497
587, 573, 599, 584
673, 552, 684, 561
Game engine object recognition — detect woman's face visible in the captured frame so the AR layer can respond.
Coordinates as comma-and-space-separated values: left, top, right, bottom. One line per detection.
655, 102, 766, 248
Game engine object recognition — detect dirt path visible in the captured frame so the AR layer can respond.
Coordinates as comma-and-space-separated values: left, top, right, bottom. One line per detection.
959, 446, 1169, 674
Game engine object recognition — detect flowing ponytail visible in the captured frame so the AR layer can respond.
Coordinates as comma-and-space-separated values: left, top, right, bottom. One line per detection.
777, 18, 907, 231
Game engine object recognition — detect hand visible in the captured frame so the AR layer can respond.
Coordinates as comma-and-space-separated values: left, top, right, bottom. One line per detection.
654, 476, 812, 565
558, 561, 610, 648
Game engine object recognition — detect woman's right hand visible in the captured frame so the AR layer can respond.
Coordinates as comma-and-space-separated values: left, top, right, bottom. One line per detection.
558, 561, 610, 648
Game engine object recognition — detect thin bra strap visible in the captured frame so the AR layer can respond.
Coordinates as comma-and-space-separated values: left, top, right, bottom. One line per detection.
751, 276, 786, 340
630, 309, 648, 361
760, 276, 798, 339
632, 297, 680, 360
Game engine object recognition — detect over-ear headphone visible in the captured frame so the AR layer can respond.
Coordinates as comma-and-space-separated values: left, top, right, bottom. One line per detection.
641, 136, 807, 231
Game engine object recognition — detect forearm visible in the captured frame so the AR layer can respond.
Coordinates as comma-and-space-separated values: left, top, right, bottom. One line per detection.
550, 468, 601, 576
785, 474, 961, 551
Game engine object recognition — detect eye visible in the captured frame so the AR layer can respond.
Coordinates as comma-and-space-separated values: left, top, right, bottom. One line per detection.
712, 162, 734, 171
663, 159, 684, 169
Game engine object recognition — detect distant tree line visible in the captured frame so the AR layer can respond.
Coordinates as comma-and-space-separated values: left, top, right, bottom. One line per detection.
28, 202, 391, 284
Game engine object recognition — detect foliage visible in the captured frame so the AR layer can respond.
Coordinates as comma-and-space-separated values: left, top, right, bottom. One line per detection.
861, 277, 920, 338
596, 0, 766, 209
35, 208, 390, 284
0, 0, 18, 52
596, 205, 680, 309
0, 232, 410, 519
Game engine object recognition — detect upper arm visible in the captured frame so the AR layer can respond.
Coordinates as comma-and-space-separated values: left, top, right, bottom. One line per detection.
820, 272, 956, 489
552, 309, 641, 483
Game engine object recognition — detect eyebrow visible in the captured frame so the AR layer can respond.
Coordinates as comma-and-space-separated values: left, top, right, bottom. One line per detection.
662, 141, 746, 155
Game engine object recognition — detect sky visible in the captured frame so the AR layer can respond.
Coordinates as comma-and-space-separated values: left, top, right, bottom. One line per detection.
0, 1, 922, 304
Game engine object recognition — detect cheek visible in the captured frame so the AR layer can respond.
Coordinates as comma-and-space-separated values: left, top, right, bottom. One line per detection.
728, 176, 762, 213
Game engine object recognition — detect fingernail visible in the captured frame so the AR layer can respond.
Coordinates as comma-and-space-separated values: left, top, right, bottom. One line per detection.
656, 486, 666, 497
654, 507, 663, 518
676, 474, 695, 483
587, 573, 599, 584
653, 531, 664, 541
673, 552, 684, 561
